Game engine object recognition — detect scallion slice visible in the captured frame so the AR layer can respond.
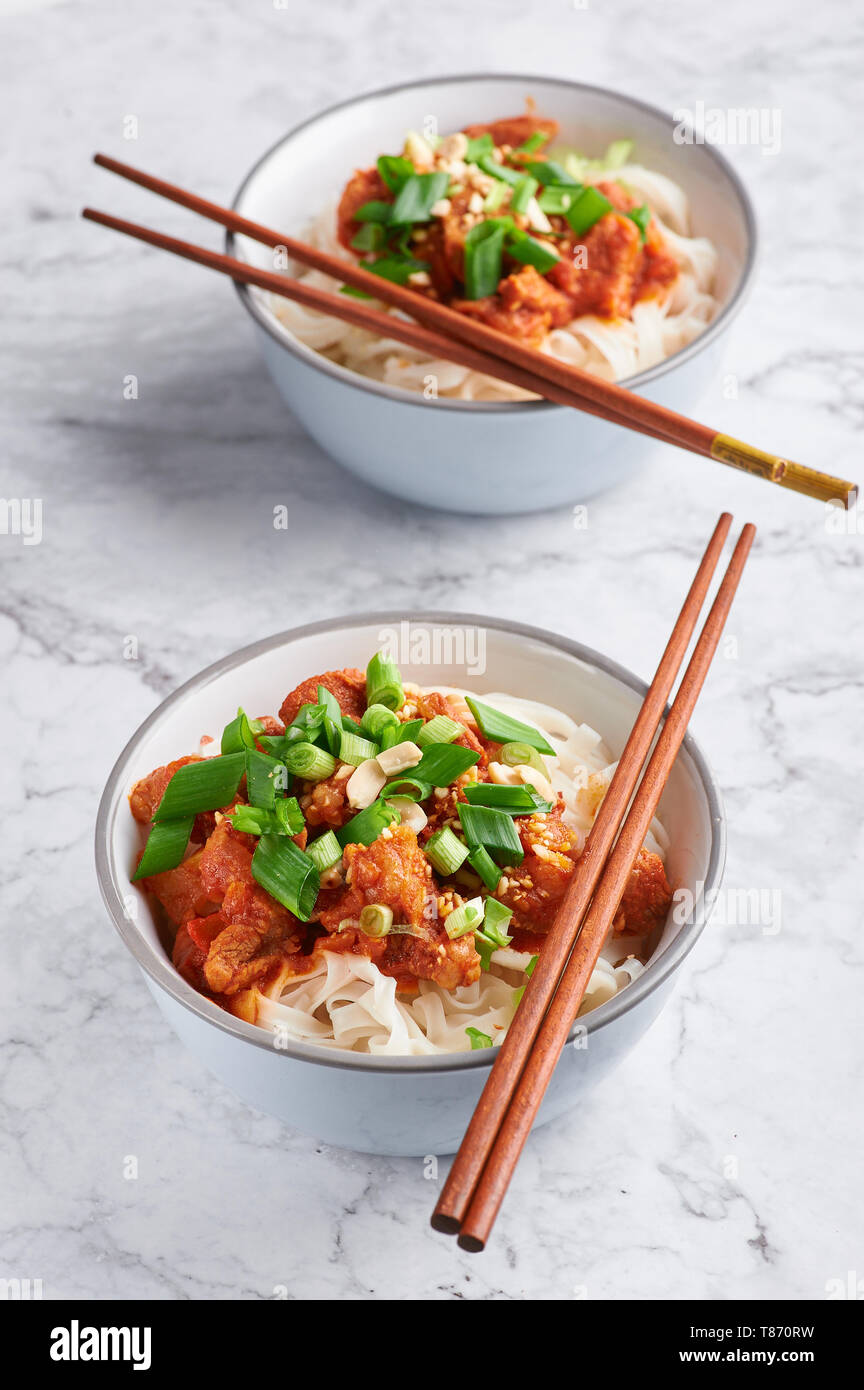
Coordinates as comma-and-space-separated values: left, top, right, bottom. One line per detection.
415, 741, 480, 786
153, 753, 246, 822
526, 159, 581, 187
565, 186, 613, 237
220, 707, 257, 755
361, 703, 400, 742
444, 896, 485, 940
354, 199, 394, 224
362, 255, 431, 287
506, 227, 559, 272
482, 181, 509, 213
464, 698, 554, 754
390, 171, 450, 224
306, 829, 342, 873
510, 175, 539, 215
245, 749, 282, 809
227, 799, 303, 837
627, 203, 651, 242
513, 953, 539, 1003
336, 797, 400, 849
457, 804, 524, 865
315, 686, 343, 755
425, 826, 469, 876
339, 730, 379, 767
366, 652, 405, 710
465, 132, 494, 162
466, 1026, 493, 1049
350, 222, 385, 253
464, 218, 507, 299
341, 715, 366, 737
463, 783, 552, 815
500, 741, 549, 778
358, 903, 393, 939
516, 130, 549, 154
537, 185, 578, 215
467, 844, 501, 892
381, 717, 423, 750
251, 834, 319, 921
283, 741, 337, 781
476, 154, 523, 187
377, 154, 414, 192
416, 714, 462, 747
133, 816, 195, 880
483, 898, 514, 946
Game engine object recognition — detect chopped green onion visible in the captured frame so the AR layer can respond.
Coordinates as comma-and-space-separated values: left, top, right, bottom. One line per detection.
463, 783, 552, 815
416, 714, 463, 746
465, 132, 494, 162
306, 829, 342, 874
381, 717, 424, 750
537, 185, 578, 215
354, 199, 394, 224
468, 844, 502, 892
473, 930, 497, 972
245, 749, 282, 809
602, 138, 633, 169
516, 130, 549, 154
377, 154, 414, 192
464, 697, 554, 754
565, 186, 613, 237
505, 227, 559, 272
510, 174, 539, 215
476, 154, 523, 187
416, 741, 480, 786
366, 652, 405, 711
227, 799, 303, 837
500, 741, 550, 778
220, 707, 257, 755
251, 834, 319, 921
526, 159, 581, 187
288, 701, 329, 746
466, 1026, 493, 1049
336, 797, 400, 848
483, 897, 514, 946
390, 171, 450, 224
339, 730, 379, 767
627, 203, 651, 242
361, 255, 431, 287
444, 896, 485, 940
283, 741, 336, 781
513, 953, 539, 1003
358, 903, 393, 938
425, 826, 469, 875
341, 715, 366, 737
464, 218, 507, 299
133, 816, 195, 880
361, 703, 400, 742
153, 753, 246, 822
350, 222, 385, 253
315, 686, 343, 755
482, 181, 509, 213
457, 804, 524, 864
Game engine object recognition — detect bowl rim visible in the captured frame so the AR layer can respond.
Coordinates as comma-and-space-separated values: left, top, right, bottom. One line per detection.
95, 610, 726, 1075
228, 71, 758, 414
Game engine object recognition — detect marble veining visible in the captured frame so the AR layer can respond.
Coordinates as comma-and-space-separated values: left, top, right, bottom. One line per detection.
1, 0, 861, 1300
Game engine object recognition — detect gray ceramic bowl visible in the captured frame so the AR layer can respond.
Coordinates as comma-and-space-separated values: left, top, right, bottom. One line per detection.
229, 74, 756, 514
95, 613, 724, 1156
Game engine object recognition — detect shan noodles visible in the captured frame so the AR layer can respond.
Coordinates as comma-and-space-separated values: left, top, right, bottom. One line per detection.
130, 654, 673, 1056
262, 112, 719, 396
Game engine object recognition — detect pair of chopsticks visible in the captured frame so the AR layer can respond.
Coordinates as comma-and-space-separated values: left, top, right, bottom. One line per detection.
432, 511, 753, 1250
83, 154, 856, 509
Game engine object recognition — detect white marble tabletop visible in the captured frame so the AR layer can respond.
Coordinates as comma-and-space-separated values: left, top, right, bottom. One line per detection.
2, 0, 861, 1301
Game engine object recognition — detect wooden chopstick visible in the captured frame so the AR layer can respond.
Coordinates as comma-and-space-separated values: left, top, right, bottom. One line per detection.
81, 207, 687, 450
431, 511, 732, 1236
451, 521, 756, 1253
90, 152, 857, 509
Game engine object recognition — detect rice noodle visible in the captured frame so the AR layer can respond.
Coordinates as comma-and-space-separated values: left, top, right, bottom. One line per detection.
254, 689, 669, 1054
259, 161, 720, 399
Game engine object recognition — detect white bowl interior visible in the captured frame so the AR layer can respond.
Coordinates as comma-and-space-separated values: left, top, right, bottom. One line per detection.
233, 75, 751, 361
108, 619, 717, 1018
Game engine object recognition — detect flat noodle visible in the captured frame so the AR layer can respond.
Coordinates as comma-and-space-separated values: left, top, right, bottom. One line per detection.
261, 162, 720, 397
256, 688, 669, 1055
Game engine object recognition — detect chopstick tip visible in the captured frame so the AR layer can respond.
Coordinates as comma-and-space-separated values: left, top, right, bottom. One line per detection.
430, 1213, 461, 1236
456, 1232, 486, 1254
